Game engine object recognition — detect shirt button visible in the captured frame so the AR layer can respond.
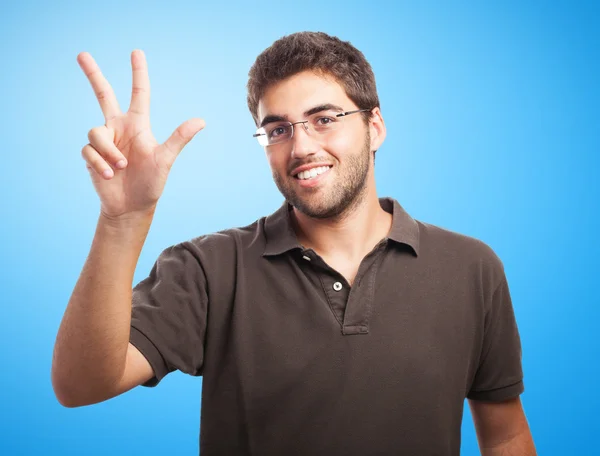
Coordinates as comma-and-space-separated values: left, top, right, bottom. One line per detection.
333, 282, 342, 291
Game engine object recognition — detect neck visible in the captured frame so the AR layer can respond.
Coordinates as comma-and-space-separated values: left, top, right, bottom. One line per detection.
291, 175, 392, 260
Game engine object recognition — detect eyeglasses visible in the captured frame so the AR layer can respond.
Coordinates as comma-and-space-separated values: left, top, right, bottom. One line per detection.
253, 108, 372, 146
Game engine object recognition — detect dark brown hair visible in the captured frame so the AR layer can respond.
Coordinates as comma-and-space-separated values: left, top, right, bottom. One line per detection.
247, 31, 380, 126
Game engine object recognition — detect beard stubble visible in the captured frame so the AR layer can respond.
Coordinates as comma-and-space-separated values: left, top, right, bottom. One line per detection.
272, 131, 372, 220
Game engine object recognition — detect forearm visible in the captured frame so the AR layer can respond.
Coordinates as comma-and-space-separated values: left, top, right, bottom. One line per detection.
52, 209, 154, 406
480, 429, 537, 456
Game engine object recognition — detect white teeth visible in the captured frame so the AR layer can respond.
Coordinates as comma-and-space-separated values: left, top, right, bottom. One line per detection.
296, 166, 330, 180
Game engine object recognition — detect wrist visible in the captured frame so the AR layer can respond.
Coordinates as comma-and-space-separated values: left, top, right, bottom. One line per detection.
98, 206, 156, 235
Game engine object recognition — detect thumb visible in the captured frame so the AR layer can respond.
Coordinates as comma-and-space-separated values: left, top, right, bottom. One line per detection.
160, 117, 205, 163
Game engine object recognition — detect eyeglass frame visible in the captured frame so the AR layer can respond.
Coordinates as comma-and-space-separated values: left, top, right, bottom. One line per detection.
252, 108, 373, 146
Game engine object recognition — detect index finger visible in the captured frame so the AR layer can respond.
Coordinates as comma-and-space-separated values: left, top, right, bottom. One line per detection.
77, 52, 122, 121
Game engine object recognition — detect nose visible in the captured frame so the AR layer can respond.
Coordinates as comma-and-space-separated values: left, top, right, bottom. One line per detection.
290, 121, 319, 159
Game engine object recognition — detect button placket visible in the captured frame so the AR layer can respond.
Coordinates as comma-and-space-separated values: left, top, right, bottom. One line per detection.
341, 242, 388, 334
318, 274, 350, 326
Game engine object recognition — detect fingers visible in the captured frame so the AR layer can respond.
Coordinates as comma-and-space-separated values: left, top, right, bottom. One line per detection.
83, 126, 128, 179
82, 144, 116, 179
129, 50, 150, 116
77, 52, 122, 121
87, 126, 128, 169
160, 118, 205, 164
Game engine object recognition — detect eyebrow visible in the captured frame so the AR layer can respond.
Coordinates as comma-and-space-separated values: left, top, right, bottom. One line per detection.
259, 103, 345, 128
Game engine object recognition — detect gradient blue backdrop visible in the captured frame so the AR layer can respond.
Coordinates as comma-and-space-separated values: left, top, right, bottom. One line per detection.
1, 1, 598, 454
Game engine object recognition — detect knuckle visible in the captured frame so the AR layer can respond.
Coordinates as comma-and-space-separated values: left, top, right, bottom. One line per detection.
81, 143, 94, 158
175, 126, 186, 141
95, 89, 107, 101
87, 127, 100, 142
86, 68, 101, 78
81, 144, 100, 167
131, 86, 146, 95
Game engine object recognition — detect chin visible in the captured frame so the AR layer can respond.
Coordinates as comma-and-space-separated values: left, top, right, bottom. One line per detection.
293, 197, 348, 219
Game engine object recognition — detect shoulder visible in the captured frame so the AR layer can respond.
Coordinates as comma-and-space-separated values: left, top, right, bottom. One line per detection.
416, 220, 506, 290
174, 216, 269, 264
145, 217, 269, 292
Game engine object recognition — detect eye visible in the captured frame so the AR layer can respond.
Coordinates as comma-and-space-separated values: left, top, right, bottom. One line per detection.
316, 116, 336, 126
312, 116, 338, 132
268, 124, 290, 138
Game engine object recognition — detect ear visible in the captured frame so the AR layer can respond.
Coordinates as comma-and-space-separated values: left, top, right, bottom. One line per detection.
368, 107, 386, 151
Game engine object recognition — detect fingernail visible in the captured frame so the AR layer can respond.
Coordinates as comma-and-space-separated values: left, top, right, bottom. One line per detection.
103, 169, 113, 179
116, 159, 127, 169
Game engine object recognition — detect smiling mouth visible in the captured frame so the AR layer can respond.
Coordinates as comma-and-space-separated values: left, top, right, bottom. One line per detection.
294, 165, 332, 180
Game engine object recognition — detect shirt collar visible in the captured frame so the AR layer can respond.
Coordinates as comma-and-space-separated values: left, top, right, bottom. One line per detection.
262, 197, 420, 257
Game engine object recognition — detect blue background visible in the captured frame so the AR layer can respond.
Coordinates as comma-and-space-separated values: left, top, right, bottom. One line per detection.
1, 0, 598, 454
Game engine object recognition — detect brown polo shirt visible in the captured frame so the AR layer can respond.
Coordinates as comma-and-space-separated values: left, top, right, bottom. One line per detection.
129, 197, 524, 456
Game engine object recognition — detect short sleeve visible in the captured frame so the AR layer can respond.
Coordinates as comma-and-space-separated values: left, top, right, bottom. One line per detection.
129, 242, 208, 387
467, 274, 525, 401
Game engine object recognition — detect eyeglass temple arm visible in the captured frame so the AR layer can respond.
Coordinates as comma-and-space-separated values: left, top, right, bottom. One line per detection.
336, 108, 372, 117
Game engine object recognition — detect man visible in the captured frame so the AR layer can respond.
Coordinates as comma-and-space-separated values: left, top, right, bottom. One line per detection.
52, 32, 536, 455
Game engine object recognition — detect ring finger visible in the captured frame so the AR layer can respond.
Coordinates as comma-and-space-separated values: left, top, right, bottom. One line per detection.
82, 144, 115, 179
88, 126, 128, 170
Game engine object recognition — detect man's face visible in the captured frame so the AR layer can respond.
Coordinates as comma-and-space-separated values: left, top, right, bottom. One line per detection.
257, 71, 374, 219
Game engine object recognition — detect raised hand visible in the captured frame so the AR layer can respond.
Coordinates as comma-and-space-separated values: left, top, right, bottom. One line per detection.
78, 50, 205, 220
